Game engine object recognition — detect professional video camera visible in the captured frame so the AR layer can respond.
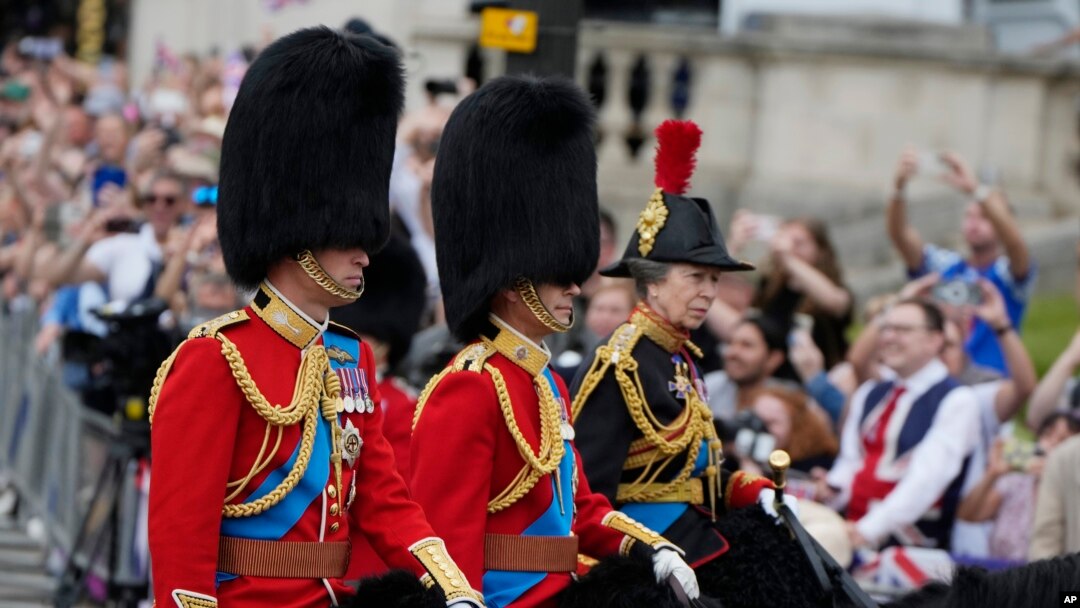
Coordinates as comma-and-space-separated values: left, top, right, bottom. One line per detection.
55, 297, 174, 607
90, 297, 174, 421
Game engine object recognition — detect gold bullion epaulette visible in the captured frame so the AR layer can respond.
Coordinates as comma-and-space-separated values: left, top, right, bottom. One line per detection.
187, 309, 250, 339
451, 341, 497, 373
570, 323, 644, 420
413, 342, 498, 431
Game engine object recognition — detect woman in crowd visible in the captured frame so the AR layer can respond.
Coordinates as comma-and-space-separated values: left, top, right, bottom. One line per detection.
719, 213, 853, 370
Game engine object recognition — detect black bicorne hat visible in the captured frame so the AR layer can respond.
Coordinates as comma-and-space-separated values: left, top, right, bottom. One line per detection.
601, 120, 753, 278
217, 26, 404, 290
330, 234, 427, 373
432, 75, 600, 342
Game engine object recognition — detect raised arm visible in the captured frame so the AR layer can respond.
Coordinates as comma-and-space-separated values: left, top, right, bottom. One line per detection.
1027, 329, 1080, 429
886, 149, 925, 271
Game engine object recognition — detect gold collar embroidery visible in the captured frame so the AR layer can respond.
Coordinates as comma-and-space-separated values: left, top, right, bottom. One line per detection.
484, 314, 551, 378
631, 305, 690, 354
250, 281, 327, 350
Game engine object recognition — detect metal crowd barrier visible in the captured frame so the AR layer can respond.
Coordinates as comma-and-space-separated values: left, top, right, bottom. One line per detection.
0, 306, 119, 565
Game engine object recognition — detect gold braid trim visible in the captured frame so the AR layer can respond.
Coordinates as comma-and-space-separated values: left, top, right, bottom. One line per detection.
413, 342, 565, 513
171, 590, 218, 608
515, 277, 571, 332
148, 347, 180, 424
571, 322, 720, 510
486, 362, 565, 513
151, 328, 344, 518
296, 250, 363, 301
602, 511, 678, 556
410, 538, 484, 604
217, 334, 325, 426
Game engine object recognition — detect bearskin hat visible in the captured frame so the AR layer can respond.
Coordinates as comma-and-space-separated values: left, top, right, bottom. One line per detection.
601, 120, 752, 277
432, 75, 600, 342
218, 26, 404, 289
330, 233, 427, 372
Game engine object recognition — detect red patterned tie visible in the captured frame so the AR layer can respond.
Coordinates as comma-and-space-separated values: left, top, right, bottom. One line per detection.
867, 385, 906, 448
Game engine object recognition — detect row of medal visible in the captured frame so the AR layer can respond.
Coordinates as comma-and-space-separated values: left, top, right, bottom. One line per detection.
336, 367, 375, 414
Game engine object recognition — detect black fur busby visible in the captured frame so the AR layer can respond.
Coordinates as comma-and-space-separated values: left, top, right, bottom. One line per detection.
431, 75, 600, 342
345, 569, 446, 608
330, 233, 427, 372
559, 555, 686, 608
218, 26, 404, 289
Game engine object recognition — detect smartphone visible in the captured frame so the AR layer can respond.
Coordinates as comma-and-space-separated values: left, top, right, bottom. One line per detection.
754, 214, 782, 242
104, 218, 139, 234
793, 312, 814, 335
932, 278, 982, 307
918, 151, 948, 178
18, 37, 63, 62
91, 166, 127, 208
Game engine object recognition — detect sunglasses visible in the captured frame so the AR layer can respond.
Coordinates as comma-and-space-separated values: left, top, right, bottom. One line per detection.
141, 193, 179, 206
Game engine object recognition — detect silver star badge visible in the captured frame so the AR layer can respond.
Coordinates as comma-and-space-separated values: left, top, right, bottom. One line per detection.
341, 419, 362, 468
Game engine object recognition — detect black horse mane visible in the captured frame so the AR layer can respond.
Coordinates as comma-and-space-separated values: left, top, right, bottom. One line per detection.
885, 553, 1080, 608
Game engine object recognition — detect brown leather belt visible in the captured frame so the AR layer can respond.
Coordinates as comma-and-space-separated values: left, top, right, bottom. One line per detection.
484, 534, 579, 572
217, 536, 350, 579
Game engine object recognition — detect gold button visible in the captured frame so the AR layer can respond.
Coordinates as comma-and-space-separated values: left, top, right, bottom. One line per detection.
327, 486, 337, 498
329, 503, 339, 516
330, 522, 340, 533
230, 312, 239, 318
451, 580, 462, 588
427, 547, 438, 555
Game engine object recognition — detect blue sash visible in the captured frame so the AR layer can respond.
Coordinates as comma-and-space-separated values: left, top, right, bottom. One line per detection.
482, 368, 575, 608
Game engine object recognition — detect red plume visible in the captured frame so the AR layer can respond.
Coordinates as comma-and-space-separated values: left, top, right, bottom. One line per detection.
653, 120, 702, 195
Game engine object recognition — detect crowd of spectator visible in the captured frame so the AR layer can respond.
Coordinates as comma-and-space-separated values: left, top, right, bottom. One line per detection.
1, 19, 1079, 596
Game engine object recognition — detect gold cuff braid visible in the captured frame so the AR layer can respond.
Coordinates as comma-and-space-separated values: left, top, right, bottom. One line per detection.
602, 511, 677, 556
170, 590, 217, 608
515, 277, 572, 333
410, 538, 484, 604
296, 250, 363, 301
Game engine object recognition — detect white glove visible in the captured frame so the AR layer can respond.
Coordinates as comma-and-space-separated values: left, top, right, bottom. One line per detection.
651, 547, 700, 600
447, 599, 483, 608
758, 488, 799, 522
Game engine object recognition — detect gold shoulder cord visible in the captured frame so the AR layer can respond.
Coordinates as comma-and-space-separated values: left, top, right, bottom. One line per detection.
571, 323, 721, 517
148, 333, 346, 518
413, 342, 567, 513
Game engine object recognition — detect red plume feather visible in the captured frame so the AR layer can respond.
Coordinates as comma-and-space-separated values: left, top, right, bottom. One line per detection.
653, 119, 702, 195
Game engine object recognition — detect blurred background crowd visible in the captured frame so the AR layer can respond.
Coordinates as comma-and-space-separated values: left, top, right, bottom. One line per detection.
2, 0, 1080, 604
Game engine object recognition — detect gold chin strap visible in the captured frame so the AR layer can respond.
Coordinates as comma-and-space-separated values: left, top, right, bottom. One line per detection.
515, 277, 572, 333
296, 250, 363, 301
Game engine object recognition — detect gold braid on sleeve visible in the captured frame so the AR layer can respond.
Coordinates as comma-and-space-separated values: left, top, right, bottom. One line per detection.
602, 511, 681, 557
410, 538, 484, 605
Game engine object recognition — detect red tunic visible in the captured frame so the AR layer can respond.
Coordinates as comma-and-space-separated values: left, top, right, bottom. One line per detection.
410, 325, 637, 607
148, 291, 455, 607
345, 375, 419, 580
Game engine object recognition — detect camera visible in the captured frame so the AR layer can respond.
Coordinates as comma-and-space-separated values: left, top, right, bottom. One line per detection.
104, 218, 139, 234
424, 79, 458, 97
18, 36, 63, 62
717, 410, 777, 465
91, 298, 176, 419
932, 277, 981, 307
1002, 438, 1042, 472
